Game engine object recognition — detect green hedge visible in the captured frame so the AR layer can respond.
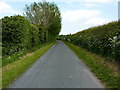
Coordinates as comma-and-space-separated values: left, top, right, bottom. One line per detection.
2, 15, 50, 66
2, 15, 31, 56
30, 24, 40, 48
64, 21, 120, 62
38, 26, 48, 43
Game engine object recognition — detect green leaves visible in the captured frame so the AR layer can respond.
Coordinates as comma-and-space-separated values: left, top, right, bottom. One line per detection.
64, 21, 120, 62
24, 1, 61, 41
2, 15, 31, 56
30, 24, 40, 47
2, 1, 61, 65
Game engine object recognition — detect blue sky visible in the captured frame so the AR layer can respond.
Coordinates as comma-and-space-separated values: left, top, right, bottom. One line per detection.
0, 0, 119, 35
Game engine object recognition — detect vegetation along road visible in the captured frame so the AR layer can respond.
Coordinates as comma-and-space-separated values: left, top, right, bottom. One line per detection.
2, 1, 119, 89
9, 41, 103, 88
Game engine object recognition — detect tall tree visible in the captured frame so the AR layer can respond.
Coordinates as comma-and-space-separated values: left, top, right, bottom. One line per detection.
24, 1, 61, 41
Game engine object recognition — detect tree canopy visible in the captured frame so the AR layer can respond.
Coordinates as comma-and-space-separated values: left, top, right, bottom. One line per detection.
24, 1, 61, 41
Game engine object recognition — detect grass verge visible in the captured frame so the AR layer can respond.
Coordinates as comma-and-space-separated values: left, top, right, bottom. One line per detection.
64, 41, 120, 89
2, 43, 49, 67
2, 50, 28, 66
2, 42, 55, 88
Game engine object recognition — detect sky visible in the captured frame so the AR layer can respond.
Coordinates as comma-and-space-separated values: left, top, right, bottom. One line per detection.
0, 0, 119, 35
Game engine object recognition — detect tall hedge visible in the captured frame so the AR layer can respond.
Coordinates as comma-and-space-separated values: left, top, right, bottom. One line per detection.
30, 24, 40, 48
38, 26, 48, 43
2, 15, 31, 56
0, 19, 2, 46
64, 21, 120, 62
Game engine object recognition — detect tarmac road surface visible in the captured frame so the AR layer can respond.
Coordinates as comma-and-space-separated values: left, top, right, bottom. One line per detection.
9, 41, 104, 88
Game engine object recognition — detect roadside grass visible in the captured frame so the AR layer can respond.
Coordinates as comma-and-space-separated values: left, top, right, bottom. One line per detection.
64, 41, 120, 89
2, 42, 55, 88
2, 50, 28, 66
2, 44, 48, 67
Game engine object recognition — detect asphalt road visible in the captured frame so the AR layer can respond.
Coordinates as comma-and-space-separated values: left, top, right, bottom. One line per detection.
9, 41, 104, 88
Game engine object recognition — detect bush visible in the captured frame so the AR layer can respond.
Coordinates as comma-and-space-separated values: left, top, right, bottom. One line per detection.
38, 26, 48, 43
64, 21, 120, 62
2, 15, 51, 65
30, 24, 40, 48
2, 15, 31, 56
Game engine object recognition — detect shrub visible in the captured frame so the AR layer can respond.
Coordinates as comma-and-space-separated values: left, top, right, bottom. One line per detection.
64, 21, 120, 62
2, 15, 31, 56
30, 24, 40, 48
38, 26, 48, 43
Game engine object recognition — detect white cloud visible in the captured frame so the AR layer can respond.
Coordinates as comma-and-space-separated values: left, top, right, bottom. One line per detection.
60, 9, 111, 34
0, 1, 21, 19
62, 10, 101, 22
84, 3, 97, 8
84, 17, 110, 25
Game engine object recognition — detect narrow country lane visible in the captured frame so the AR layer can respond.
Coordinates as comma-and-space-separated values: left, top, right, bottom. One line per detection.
9, 41, 104, 88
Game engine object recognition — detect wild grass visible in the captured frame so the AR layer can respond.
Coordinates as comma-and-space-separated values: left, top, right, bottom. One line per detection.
2, 42, 55, 88
2, 44, 46, 66
64, 41, 120, 89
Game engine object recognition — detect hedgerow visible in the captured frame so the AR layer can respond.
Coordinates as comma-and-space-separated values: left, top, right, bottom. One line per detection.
2, 15, 31, 56
30, 24, 40, 48
2, 1, 61, 66
2, 15, 50, 66
63, 21, 120, 62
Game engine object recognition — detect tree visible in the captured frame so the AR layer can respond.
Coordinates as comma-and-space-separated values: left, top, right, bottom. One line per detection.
24, 1, 61, 41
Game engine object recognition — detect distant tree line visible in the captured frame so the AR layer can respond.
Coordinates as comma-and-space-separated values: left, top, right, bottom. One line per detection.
60, 21, 120, 62
2, 1, 61, 65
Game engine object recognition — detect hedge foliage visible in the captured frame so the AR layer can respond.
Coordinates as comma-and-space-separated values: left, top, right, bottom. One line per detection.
2, 1, 61, 66
62, 21, 120, 62
2, 15, 49, 61
2, 16, 31, 56
0, 19, 1, 59
30, 24, 40, 48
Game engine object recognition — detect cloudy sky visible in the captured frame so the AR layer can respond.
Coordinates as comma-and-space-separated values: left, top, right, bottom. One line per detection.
0, 0, 119, 35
